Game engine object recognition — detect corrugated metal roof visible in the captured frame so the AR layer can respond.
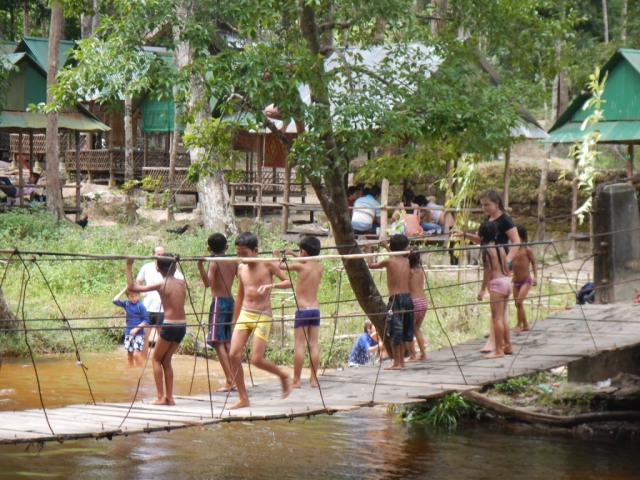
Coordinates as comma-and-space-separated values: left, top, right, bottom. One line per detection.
548, 48, 640, 143
4, 52, 27, 65
544, 120, 640, 144
15, 37, 76, 72
0, 110, 110, 132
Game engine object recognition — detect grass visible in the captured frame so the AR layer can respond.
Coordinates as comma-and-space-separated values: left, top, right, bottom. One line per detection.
402, 393, 474, 428
0, 208, 580, 368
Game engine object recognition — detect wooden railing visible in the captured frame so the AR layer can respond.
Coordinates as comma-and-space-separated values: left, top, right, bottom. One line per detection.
141, 167, 198, 194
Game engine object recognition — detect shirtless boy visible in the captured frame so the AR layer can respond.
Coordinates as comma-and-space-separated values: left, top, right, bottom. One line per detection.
197, 233, 238, 392
227, 232, 293, 409
126, 254, 186, 405
365, 234, 414, 370
511, 224, 538, 333
275, 236, 324, 388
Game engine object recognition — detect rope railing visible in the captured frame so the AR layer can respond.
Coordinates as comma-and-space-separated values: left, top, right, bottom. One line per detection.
0, 231, 624, 433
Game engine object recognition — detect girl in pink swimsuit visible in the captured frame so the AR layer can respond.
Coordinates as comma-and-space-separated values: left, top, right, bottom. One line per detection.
477, 222, 513, 359
408, 252, 428, 361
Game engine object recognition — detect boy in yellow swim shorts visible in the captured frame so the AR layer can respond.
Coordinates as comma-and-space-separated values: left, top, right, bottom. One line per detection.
227, 232, 293, 409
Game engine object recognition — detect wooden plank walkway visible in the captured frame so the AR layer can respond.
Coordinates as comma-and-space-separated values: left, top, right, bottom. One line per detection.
1, 303, 639, 445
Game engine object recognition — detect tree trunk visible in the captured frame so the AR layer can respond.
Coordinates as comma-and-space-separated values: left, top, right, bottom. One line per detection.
23, 4, 30, 36
463, 390, 640, 427
602, 0, 609, 43
298, 6, 387, 339
431, 0, 448, 37
0, 289, 16, 329
620, 0, 627, 44
81, 0, 101, 39
123, 94, 138, 225
167, 86, 179, 221
45, 2, 64, 220
174, 1, 236, 234
124, 94, 134, 181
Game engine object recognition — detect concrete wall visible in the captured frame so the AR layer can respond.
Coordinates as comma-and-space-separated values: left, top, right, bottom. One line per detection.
593, 184, 640, 303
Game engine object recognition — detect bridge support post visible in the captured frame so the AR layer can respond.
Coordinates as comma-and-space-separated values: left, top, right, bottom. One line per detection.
593, 184, 640, 303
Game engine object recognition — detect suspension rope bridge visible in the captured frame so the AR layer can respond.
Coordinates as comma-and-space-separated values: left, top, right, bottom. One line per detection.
1, 235, 640, 445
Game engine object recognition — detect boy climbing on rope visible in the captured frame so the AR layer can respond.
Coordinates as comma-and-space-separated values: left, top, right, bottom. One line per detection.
227, 232, 292, 409
126, 254, 186, 405
365, 234, 414, 370
112, 286, 149, 367
197, 233, 238, 392
274, 235, 324, 389
511, 224, 538, 333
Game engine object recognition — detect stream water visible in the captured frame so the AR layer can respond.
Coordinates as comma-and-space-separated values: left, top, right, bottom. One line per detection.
1, 352, 639, 479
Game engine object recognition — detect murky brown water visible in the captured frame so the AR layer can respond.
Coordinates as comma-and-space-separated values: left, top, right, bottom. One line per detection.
1, 352, 639, 479
0, 351, 275, 411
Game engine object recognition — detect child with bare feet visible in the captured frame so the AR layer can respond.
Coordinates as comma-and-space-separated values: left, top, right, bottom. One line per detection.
511, 224, 537, 334
365, 234, 414, 370
275, 236, 324, 388
197, 233, 238, 392
112, 286, 149, 367
227, 232, 293, 409
477, 222, 512, 359
408, 252, 428, 361
126, 254, 186, 405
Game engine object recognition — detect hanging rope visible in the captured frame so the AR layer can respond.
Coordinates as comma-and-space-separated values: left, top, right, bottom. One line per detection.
15, 253, 55, 436
30, 256, 96, 405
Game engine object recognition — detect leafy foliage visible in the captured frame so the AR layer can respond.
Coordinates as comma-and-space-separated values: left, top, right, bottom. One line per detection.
403, 393, 473, 428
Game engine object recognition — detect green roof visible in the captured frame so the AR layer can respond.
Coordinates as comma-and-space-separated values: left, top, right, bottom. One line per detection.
0, 110, 110, 132
15, 36, 76, 72
546, 49, 640, 144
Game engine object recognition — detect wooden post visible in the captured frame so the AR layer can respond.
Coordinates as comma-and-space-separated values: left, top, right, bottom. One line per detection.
75, 130, 81, 219
28, 132, 34, 174
281, 161, 291, 234
503, 149, 511, 208
379, 179, 389, 239
535, 147, 550, 242
570, 155, 579, 258
257, 134, 264, 221
144, 133, 148, 167
17, 130, 23, 206
628, 143, 634, 184
109, 114, 115, 188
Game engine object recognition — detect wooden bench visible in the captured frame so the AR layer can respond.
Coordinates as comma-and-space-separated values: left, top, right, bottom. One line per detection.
279, 202, 324, 223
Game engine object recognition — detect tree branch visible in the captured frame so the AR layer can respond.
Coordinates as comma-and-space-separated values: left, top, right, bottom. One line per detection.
317, 19, 356, 34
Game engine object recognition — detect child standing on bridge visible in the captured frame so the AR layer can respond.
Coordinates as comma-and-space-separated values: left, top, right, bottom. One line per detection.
477, 222, 513, 359
275, 235, 324, 388
227, 232, 292, 409
126, 254, 187, 405
511, 224, 537, 333
365, 234, 414, 370
408, 252, 428, 361
197, 233, 238, 392
112, 286, 149, 367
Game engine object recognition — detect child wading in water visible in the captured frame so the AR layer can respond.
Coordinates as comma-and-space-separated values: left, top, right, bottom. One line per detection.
512, 224, 538, 333
275, 236, 324, 388
477, 222, 513, 359
408, 252, 427, 361
112, 287, 149, 366
228, 232, 292, 409
197, 233, 238, 392
126, 254, 187, 405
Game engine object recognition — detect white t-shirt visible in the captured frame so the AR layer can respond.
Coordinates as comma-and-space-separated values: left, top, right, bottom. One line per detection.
136, 261, 184, 312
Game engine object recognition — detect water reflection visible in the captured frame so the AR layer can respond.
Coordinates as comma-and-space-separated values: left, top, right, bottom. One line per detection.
1, 408, 639, 479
